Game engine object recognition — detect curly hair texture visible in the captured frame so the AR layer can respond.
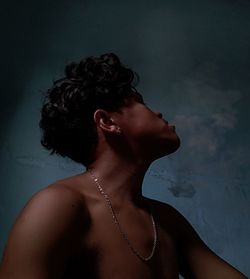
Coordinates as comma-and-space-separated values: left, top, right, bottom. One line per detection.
39, 53, 139, 167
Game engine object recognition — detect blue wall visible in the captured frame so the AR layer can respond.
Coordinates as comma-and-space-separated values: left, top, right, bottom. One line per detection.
1, 0, 249, 276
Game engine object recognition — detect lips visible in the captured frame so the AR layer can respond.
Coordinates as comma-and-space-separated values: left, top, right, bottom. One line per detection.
163, 120, 176, 132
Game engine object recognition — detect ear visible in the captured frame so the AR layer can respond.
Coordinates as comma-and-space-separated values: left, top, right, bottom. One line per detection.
93, 109, 117, 133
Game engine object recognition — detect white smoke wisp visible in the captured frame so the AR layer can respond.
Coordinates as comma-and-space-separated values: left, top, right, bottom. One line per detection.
168, 62, 243, 178
174, 109, 238, 157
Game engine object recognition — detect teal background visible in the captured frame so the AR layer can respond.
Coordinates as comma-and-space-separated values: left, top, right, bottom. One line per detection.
0, 0, 249, 276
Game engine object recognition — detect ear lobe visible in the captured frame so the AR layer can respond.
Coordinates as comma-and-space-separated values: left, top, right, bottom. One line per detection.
93, 109, 116, 133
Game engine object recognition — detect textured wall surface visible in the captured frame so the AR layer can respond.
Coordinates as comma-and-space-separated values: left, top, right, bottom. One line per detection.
0, 0, 250, 277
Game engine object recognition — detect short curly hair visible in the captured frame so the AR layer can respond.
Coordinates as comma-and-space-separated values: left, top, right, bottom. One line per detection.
39, 53, 139, 167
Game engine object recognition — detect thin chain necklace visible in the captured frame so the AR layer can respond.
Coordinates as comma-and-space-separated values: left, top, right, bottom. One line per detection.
88, 169, 157, 262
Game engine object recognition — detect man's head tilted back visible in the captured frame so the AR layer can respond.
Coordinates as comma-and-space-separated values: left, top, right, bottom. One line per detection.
39, 53, 140, 167
39, 52, 181, 171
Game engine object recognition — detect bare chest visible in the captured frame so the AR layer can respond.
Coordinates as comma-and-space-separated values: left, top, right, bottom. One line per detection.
62, 210, 180, 279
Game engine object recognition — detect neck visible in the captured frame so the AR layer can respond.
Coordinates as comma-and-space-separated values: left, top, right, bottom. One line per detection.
86, 150, 152, 208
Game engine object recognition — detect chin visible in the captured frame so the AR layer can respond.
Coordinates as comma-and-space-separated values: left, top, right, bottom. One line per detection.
171, 136, 181, 152
159, 136, 181, 157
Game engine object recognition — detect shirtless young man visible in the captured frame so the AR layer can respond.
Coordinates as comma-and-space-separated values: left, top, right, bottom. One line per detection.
0, 53, 247, 279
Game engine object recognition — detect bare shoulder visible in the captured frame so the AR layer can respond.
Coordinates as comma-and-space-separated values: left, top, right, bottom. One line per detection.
144, 197, 209, 245
144, 197, 213, 244
144, 197, 248, 278
0, 184, 89, 278
19, 183, 88, 229
5, 183, 89, 253
145, 197, 178, 214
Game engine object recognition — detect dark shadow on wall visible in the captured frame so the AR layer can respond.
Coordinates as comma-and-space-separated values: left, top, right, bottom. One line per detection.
0, 0, 88, 141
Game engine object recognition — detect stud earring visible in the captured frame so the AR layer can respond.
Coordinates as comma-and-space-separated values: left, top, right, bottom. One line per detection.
117, 127, 122, 134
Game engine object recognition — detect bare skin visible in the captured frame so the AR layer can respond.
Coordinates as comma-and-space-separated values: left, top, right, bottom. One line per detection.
50, 173, 180, 279
0, 92, 247, 278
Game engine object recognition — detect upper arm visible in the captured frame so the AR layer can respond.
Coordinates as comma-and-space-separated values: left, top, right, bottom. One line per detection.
0, 186, 86, 279
166, 206, 247, 279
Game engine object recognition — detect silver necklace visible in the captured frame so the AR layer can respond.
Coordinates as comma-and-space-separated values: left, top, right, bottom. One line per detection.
88, 169, 157, 262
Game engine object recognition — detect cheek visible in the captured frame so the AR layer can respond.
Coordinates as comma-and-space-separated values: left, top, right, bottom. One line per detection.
120, 121, 147, 140
119, 109, 161, 139
130, 119, 163, 140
